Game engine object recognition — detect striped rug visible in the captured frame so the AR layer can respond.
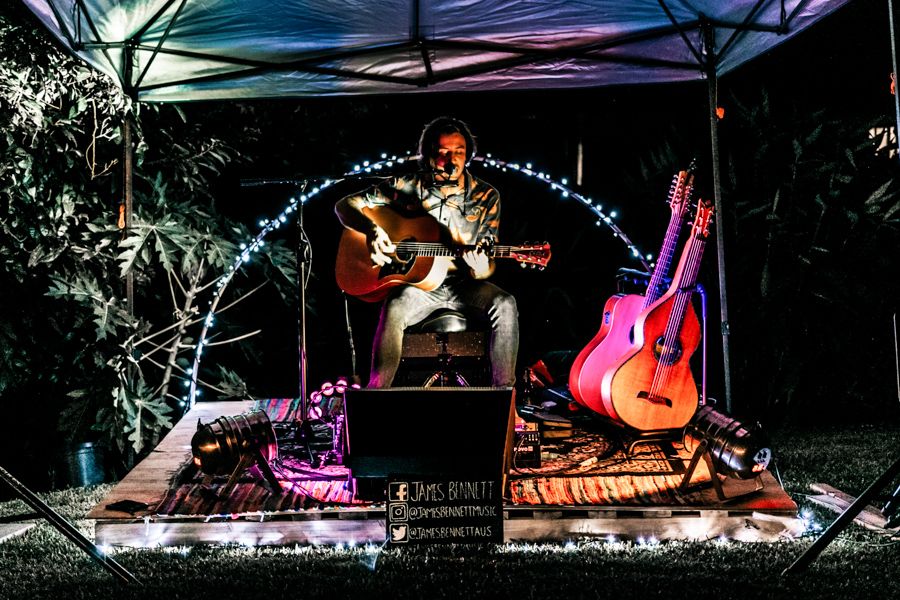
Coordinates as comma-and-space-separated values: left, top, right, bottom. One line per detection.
155, 398, 710, 513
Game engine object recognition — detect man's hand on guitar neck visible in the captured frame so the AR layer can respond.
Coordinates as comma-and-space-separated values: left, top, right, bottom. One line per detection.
367, 223, 396, 266
462, 238, 495, 280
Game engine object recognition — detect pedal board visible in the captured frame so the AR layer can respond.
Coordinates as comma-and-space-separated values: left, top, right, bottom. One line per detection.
514, 429, 542, 468
518, 403, 573, 441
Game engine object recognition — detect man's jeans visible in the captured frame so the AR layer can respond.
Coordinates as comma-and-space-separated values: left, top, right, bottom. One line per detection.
368, 278, 519, 388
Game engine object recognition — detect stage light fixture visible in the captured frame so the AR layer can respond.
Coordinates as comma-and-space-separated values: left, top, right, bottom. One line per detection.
191, 409, 281, 497
684, 405, 772, 480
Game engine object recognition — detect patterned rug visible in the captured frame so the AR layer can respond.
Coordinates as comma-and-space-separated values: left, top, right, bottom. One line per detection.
154, 400, 711, 515
507, 424, 712, 506
154, 472, 359, 516
155, 399, 367, 516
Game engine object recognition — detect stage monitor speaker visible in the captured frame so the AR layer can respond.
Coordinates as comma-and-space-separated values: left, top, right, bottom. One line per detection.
343, 387, 515, 487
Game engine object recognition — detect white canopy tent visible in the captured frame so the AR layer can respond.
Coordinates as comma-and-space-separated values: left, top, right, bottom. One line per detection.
22, 0, 851, 101
20, 0, 860, 410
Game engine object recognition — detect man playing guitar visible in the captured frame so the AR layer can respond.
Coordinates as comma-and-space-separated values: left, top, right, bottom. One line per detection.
335, 116, 519, 388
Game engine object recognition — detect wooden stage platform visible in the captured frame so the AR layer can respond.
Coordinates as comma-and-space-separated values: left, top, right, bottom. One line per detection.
88, 400, 799, 547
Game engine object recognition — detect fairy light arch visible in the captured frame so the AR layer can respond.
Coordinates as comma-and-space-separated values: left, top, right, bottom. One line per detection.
182, 153, 654, 409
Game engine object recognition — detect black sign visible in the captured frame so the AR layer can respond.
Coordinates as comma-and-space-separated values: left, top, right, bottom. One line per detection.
386, 477, 503, 545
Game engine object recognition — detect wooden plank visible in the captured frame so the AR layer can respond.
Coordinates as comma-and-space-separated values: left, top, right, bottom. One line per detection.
89, 400, 797, 544
95, 519, 387, 547
504, 512, 799, 543
87, 401, 254, 519
93, 508, 800, 547
0, 523, 35, 543
808, 482, 893, 531
706, 472, 797, 512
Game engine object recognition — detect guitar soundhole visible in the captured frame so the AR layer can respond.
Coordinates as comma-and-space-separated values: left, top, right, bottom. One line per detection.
378, 237, 416, 278
379, 253, 414, 278
652, 336, 682, 365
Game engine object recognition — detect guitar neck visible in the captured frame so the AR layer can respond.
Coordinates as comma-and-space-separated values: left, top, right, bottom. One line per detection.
643, 212, 684, 309
666, 237, 707, 333
392, 241, 524, 258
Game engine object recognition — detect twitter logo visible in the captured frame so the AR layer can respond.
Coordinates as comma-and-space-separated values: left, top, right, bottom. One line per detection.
390, 524, 409, 544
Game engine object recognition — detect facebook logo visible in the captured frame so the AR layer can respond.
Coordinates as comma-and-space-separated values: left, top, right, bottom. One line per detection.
389, 482, 408, 502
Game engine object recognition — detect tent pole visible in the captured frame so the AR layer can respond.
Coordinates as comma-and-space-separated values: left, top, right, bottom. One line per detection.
122, 113, 136, 384
889, 0, 900, 159
123, 116, 134, 322
704, 26, 734, 414
123, 43, 136, 378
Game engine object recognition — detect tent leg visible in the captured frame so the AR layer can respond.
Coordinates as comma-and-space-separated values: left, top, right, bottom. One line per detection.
123, 115, 136, 383
889, 0, 900, 160
123, 116, 134, 319
705, 52, 734, 414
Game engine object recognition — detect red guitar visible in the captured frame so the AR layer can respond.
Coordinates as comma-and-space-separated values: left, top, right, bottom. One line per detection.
335, 205, 551, 302
569, 169, 694, 418
598, 201, 713, 431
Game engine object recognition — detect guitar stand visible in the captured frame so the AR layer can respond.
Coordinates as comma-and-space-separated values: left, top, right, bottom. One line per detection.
623, 428, 683, 457
677, 436, 764, 502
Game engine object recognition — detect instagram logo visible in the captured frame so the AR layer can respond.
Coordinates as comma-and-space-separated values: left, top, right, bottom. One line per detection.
389, 503, 408, 522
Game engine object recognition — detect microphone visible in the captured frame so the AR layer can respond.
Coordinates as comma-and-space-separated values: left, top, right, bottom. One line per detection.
433, 156, 457, 178
430, 166, 461, 187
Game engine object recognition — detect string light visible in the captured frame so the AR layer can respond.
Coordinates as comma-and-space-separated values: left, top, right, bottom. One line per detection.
799, 509, 823, 535
184, 152, 651, 409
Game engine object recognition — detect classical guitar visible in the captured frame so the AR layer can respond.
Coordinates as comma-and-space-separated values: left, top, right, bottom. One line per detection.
569, 168, 694, 418
598, 200, 713, 431
335, 205, 551, 302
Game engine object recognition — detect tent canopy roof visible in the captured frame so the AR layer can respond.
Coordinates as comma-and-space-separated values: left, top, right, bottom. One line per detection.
23, 0, 850, 102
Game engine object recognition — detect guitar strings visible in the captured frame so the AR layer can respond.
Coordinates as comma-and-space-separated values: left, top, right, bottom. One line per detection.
655, 237, 704, 401
648, 235, 705, 405
644, 214, 684, 310
392, 241, 525, 258
652, 239, 702, 399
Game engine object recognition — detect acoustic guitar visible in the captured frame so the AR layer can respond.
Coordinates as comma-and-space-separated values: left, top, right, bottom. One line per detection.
335, 205, 551, 302
598, 201, 713, 431
569, 169, 694, 418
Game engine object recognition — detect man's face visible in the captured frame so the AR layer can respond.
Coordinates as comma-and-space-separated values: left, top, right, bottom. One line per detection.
431, 132, 467, 181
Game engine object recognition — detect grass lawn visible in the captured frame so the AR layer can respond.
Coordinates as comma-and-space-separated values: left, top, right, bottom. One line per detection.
0, 424, 898, 599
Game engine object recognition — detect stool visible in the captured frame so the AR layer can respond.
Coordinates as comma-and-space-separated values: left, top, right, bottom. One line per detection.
396, 308, 489, 387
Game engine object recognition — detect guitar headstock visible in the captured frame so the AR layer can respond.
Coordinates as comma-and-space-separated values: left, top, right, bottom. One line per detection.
667, 166, 695, 219
512, 242, 552, 270
691, 200, 714, 238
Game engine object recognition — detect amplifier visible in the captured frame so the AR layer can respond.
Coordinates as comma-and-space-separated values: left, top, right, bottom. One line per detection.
514, 429, 541, 468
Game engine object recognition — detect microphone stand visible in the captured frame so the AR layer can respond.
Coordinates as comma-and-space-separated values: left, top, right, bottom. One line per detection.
297, 181, 309, 420
239, 177, 314, 459
295, 180, 316, 464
